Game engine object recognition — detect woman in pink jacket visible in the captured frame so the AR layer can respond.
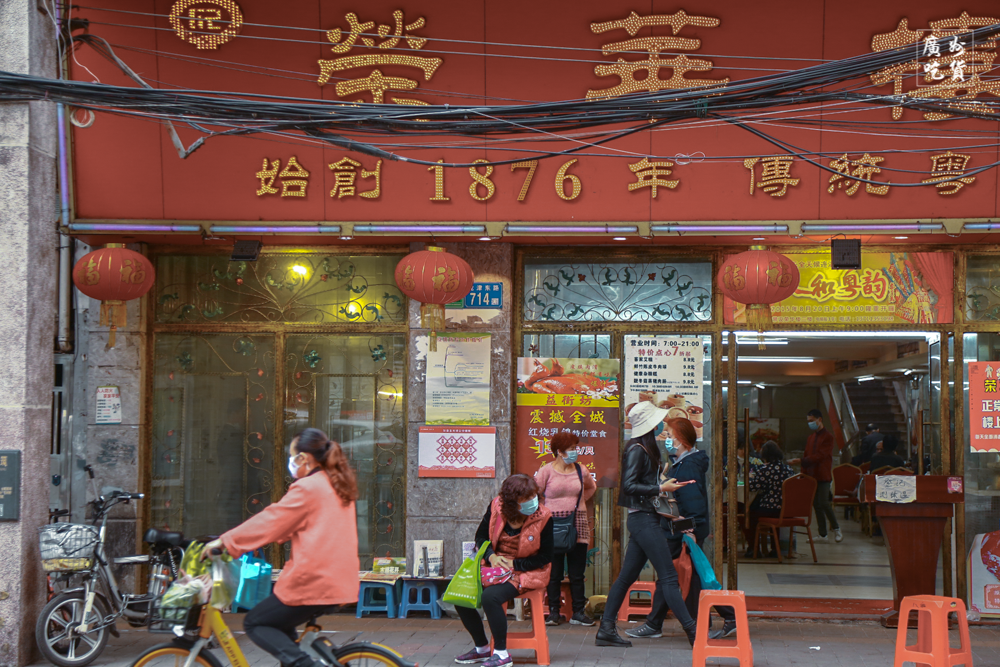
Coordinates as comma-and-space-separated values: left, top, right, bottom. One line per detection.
206, 428, 359, 667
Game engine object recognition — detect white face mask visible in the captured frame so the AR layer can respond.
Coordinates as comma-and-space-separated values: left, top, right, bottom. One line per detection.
288, 455, 301, 478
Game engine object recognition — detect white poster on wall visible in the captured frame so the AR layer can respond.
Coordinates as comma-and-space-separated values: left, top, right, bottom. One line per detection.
95, 386, 122, 425
623, 336, 705, 439
425, 333, 491, 425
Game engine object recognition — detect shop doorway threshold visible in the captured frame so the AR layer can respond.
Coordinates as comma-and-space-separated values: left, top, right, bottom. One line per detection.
746, 596, 893, 620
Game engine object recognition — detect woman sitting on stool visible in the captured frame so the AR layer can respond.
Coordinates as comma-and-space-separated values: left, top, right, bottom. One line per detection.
454, 474, 554, 667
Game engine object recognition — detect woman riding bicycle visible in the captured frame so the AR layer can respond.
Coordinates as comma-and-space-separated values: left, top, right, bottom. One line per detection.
206, 428, 358, 667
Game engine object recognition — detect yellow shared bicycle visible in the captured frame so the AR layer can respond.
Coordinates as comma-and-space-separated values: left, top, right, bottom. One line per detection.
132, 599, 416, 667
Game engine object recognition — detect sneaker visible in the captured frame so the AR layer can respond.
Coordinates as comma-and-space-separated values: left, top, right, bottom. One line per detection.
569, 611, 595, 626
545, 613, 562, 626
834, 528, 843, 543
481, 655, 513, 667
625, 623, 662, 638
454, 648, 491, 664
814, 534, 829, 542
709, 621, 737, 639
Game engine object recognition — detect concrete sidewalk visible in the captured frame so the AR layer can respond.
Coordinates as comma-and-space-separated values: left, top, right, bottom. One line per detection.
30, 613, 1000, 667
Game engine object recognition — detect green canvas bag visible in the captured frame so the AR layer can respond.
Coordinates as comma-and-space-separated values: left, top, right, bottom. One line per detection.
441, 541, 490, 609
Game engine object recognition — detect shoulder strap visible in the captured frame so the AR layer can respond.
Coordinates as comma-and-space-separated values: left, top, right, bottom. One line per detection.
574, 463, 585, 508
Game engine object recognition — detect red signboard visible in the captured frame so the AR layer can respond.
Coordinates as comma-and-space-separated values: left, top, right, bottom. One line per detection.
969, 361, 1000, 452
68, 0, 1000, 224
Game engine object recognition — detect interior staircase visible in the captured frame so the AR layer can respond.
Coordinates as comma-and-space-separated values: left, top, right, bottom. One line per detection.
844, 380, 907, 449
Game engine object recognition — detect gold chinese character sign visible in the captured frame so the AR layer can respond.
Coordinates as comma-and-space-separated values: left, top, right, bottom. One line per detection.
317, 11, 442, 105
587, 10, 729, 100
169, 0, 243, 50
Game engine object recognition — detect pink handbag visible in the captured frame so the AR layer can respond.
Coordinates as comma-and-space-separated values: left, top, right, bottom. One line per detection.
480, 566, 514, 587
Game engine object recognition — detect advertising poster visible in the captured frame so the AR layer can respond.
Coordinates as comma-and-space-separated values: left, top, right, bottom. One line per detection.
515, 357, 620, 487
969, 361, 1000, 452
425, 333, 491, 425
749, 418, 781, 450
724, 252, 953, 325
623, 336, 705, 440
95, 386, 122, 425
418, 425, 496, 478
969, 531, 1000, 619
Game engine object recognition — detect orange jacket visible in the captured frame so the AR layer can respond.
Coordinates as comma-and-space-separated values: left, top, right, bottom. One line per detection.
487, 496, 552, 592
221, 471, 359, 606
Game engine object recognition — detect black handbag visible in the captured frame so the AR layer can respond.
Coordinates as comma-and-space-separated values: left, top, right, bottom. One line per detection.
551, 464, 585, 554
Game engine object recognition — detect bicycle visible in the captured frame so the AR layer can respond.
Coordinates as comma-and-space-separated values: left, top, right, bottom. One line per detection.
36, 465, 188, 667
135, 599, 418, 667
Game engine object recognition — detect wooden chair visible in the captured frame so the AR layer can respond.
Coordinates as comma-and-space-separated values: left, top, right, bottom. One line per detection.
859, 462, 871, 473
832, 464, 862, 519
871, 466, 891, 475
885, 467, 915, 476
753, 473, 818, 563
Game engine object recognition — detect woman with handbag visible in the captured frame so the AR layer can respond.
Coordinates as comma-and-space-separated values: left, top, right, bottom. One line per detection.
596, 402, 698, 648
535, 432, 597, 626
454, 474, 554, 667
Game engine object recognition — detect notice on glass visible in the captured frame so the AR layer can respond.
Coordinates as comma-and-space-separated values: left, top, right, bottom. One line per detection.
969, 361, 1000, 453
425, 334, 491, 425
418, 425, 496, 478
514, 357, 620, 487
875, 475, 917, 503
95, 386, 122, 425
623, 336, 705, 440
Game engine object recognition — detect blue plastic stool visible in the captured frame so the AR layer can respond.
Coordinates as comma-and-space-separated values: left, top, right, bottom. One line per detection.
398, 580, 442, 619
356, 581, 400, 618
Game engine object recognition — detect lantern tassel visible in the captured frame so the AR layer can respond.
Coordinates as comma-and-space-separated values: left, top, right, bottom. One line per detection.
100, 300, 126, 349
745, 304, 772, 350
421, 303, 446, 352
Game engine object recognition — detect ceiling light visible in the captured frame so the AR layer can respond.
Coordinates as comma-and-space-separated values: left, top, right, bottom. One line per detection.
479, 236, 491, 241
722, 356, 815, 362
903, 369, 913, 375
726, 338, 788, 346
291, 264, 308, 276
894, 236, 909, 239
857, 375, 875, 382
755, 383, 766, 389
752, 237, 766, 240
613, 237, 627, 241
340, 235, 353, 240
739, 331, 934, 339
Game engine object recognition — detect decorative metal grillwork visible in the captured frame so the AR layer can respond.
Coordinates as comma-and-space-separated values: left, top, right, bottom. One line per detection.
966, 256, 1000, 321
523, 261, 712, 322
155, 254, 405, 324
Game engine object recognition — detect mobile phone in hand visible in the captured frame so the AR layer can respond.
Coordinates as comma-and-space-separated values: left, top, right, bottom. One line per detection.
671, 517, 695, 532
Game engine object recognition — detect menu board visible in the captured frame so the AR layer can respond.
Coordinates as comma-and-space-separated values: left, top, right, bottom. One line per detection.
514, 357, 620, 487
623, 336, 705, 440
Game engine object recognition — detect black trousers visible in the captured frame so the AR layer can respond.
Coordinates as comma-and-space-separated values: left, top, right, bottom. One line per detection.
243, 594, 332, 667
456, 582, 519, 651
546, 541, 588, 615
601, 511, 694, 630
645, 520, 734, 630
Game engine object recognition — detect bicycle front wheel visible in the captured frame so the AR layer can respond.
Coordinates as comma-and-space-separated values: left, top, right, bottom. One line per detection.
333, 642, 416, 667
131, 642, 226, 667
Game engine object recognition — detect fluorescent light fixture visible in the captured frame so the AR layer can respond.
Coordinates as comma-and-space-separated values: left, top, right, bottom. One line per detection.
505, 224, 638, 234
705, 380, 752, 385
903, 369, 913, 375
340, 235, 353, 240
752, 237, 766, 240
894, 236, 909, 239
857, 375, 875, 382
479, 236, 491, 241
738, 331, 934, 339
210, 225, 342, 234
800, 223, 943, 233
651, 224, 789, 234
613, 237, 628, 241
725, 338, 788, 345
755, 383, 766, 389
963, 222, 998, 231
354, 225, 485, 234
69, 223, 202, 233
722, 356, 814, 362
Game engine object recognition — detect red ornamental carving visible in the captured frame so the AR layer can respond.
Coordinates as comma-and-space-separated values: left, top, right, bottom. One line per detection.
394, 246, 474, 349
717, 245, 799, 331
72, 244, 156, 348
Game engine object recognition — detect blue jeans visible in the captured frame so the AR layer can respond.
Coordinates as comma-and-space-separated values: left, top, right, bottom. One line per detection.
601, 511, 695, 630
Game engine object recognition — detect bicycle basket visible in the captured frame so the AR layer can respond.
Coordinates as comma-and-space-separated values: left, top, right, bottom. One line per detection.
148, 597, 203, 634
39, 524, 99, 568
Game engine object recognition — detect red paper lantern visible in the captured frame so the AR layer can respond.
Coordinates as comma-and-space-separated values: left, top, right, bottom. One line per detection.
394, 246, 474, 349
72, 244, 156, 347
717, 245, 799, 331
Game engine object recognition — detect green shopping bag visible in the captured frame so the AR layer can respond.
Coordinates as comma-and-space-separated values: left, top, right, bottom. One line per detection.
441, 541, 490, 609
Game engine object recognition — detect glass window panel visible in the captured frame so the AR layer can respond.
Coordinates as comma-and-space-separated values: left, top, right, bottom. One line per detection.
965, 256, 1000, 322
523, 259, 712, 322
151, 334, 276, 537
284, 334, 406, 568
155, 254, 405, 324
963, 333, 1000, 558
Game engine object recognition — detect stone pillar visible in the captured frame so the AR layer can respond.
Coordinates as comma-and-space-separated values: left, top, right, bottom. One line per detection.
0, 1, 58, 664
405, 243, 514, 574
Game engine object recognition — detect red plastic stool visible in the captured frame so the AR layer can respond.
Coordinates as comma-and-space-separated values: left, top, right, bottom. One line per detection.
692, 590, 753, 667
494, 588, 550, 665
894, 595, 973, 667
617, 580, 656, 622
542, 581, 572, 621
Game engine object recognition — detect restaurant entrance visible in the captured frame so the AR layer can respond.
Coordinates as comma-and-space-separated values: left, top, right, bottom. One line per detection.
726, 331, 945, 605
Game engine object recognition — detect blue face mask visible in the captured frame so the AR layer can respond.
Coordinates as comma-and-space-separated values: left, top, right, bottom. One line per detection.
664, 438, 677, 455
654, 422, 665, 437
561, 449, 579, 464
519, 495, 539, 516
808, 421, 820, 431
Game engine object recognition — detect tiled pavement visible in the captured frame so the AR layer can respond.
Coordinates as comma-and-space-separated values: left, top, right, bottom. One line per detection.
30, 612, 1000, 667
